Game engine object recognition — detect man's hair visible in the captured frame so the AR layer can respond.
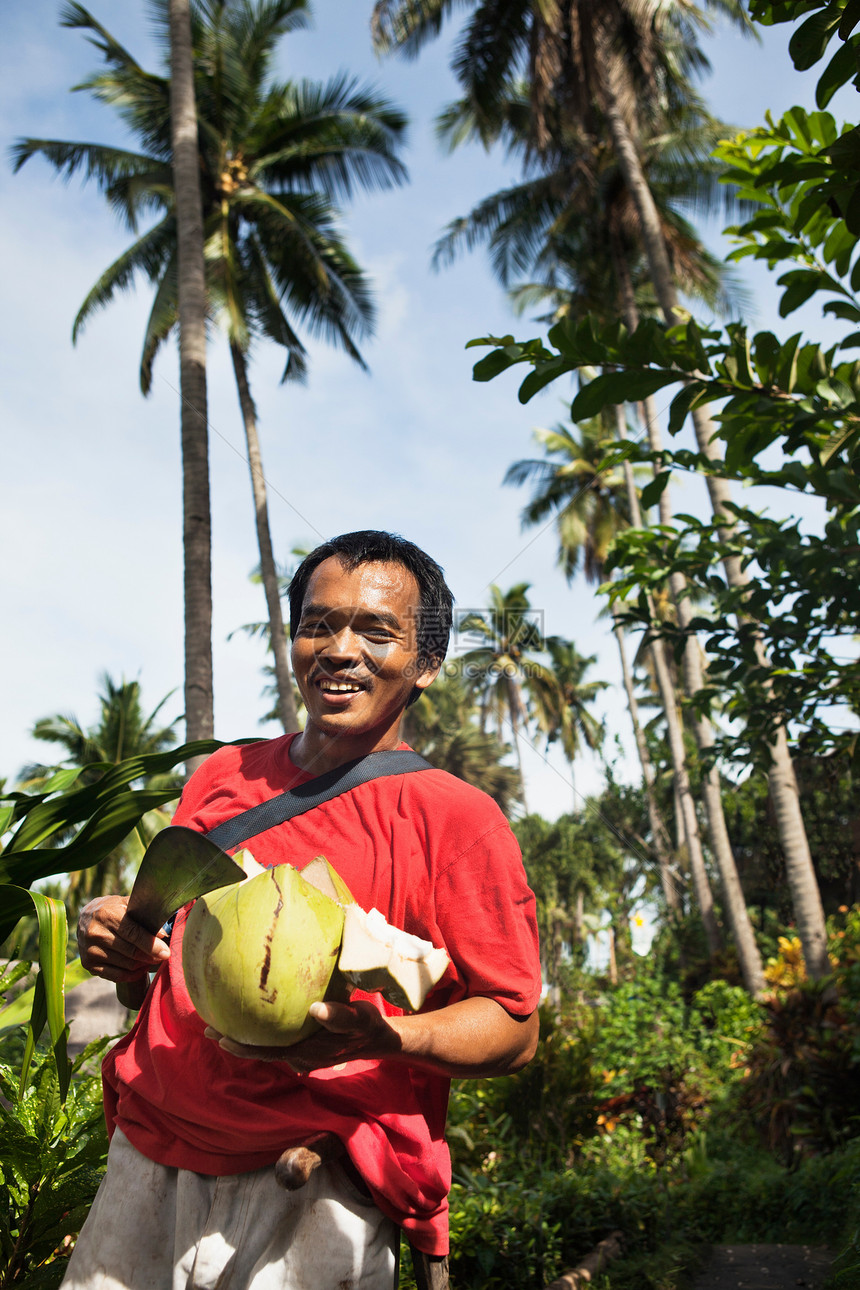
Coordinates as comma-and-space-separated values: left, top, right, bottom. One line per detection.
288, 530, 454, 670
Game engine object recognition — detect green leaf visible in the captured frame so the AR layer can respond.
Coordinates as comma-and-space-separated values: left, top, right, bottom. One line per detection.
472, 348, 520, 382
778, 270, 826, 316
19, 891, 72, 1102
839, 0, 860, 40
816, 35, 860, 105
569, 369, 679, 421
667, 381, 710, 436
640, 472, 673, 510
518, 357, 572, 404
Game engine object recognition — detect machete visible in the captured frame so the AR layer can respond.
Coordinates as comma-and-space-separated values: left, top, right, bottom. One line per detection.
116, 826, 245, 1010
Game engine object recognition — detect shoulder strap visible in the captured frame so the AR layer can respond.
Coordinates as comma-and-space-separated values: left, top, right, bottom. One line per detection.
204, 749, 433, 852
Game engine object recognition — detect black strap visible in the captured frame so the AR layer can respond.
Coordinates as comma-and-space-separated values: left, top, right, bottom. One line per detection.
204, 749, 433, 852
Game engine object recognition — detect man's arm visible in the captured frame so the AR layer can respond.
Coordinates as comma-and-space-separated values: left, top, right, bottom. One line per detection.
211, 995, 540, 1079
79, 896, 540, 1079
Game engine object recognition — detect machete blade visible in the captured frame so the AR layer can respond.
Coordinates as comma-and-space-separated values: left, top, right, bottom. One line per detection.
126, 825, 246, 935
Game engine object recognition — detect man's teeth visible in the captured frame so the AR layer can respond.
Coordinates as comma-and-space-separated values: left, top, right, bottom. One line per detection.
319, 680, 362, 692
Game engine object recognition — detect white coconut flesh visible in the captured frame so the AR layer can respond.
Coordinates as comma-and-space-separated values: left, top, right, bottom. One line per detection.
338, 904, 450, 1012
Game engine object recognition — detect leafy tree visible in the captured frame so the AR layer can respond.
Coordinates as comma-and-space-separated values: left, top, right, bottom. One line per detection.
378, 0, 825, 977
13, 0, 407, 735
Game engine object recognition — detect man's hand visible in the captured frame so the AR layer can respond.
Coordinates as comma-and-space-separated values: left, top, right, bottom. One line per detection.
205, 1000, 401, 1071
77, 895, 171, 983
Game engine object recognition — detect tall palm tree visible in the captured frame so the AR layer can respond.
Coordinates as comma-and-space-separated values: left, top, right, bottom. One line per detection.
505, 419, 686, 923
457, 583, 550, 811
14, 0, 407, 737
169, 0, 213, 759
530, 636, 605, 798
413, 0, 827, 980
372, 0, 786, 981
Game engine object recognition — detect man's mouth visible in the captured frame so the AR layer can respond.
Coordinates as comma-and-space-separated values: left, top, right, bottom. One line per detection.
316, 677, 365, 694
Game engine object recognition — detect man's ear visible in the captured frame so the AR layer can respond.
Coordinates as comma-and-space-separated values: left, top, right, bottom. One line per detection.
413, 658, 443, 694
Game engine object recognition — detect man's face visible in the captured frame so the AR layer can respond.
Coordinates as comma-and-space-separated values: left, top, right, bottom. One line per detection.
291, 557, 439, 744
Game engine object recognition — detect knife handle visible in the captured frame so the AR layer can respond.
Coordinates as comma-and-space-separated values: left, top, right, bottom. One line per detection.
116, 976, 150, 1011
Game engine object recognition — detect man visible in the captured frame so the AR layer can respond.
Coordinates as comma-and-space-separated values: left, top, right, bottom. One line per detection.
73, 531, 542, 1290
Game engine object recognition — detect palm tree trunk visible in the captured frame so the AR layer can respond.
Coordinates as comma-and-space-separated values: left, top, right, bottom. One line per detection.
612, 251, 766, 993
612, 408, 721, 955
612, 612, 679, 913
600, 41, 828, 980
169, 0, 213, 764
505, 673, 529, 814
230, 343, 300, 734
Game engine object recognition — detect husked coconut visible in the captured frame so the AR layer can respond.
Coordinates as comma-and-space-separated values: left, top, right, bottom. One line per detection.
182, 864, 345, 1047
338, 904, 450, 1012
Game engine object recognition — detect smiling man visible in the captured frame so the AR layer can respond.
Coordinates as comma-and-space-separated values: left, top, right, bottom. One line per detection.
72, 531, 541, 1290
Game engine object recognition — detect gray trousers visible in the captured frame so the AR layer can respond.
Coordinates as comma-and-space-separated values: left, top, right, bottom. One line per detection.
62, 1130, 398, 1290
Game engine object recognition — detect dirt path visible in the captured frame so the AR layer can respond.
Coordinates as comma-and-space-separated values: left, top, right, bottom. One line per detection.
691, 1244, 834, 1290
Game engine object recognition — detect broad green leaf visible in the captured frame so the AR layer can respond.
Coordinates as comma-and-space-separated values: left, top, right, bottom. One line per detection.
24, 890, 71, 1102
667, 381, 710, 436
518, 357, 572, 404
3, 739, 223, 855
471, 348, 520, 382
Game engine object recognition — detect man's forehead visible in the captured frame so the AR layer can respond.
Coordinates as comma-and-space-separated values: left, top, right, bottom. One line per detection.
302, 557, 421, 612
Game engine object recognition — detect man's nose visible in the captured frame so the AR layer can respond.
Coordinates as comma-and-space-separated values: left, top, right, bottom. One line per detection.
319, 626, 358, 659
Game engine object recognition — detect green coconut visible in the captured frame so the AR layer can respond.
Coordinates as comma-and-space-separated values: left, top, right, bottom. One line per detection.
182, 864, 345, 1047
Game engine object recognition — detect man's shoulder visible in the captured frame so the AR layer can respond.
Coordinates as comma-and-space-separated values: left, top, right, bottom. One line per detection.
178, 736, 294, 807
394, 763, 511, 830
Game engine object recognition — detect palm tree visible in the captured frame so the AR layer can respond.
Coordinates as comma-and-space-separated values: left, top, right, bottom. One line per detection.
529, 636, 605, 800
20, 673, 182, 919
372, 1, 782, 982
415, 0, 827, 980
14, 0, 407, 737
405, 672, 522, 816
169, 0, 213, 759
456, 583, 554, 810
505, 419, 688, 924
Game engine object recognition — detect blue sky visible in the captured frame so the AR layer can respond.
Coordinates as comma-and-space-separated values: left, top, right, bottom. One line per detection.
1, 0, 848, 820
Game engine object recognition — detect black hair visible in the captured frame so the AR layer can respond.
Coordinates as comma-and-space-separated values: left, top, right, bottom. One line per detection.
288, 530, 454, 672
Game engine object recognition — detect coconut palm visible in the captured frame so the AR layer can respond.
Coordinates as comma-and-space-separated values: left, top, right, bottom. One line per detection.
405, 671, 522, 816
456, 583, 552, 810
530, 636, 605, 794
20, 673, 182, 919
379, 2, 822, 977
506, 419, 689, 922
169, 0, 213, 756
419, 0, 828, 979
14, 0, 407, 736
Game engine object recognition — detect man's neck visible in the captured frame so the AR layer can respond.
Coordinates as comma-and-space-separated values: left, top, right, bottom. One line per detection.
289, 723, 405, 777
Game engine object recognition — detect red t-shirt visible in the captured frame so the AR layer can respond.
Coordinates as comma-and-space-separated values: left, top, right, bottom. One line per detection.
102, 736, 541, 1254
